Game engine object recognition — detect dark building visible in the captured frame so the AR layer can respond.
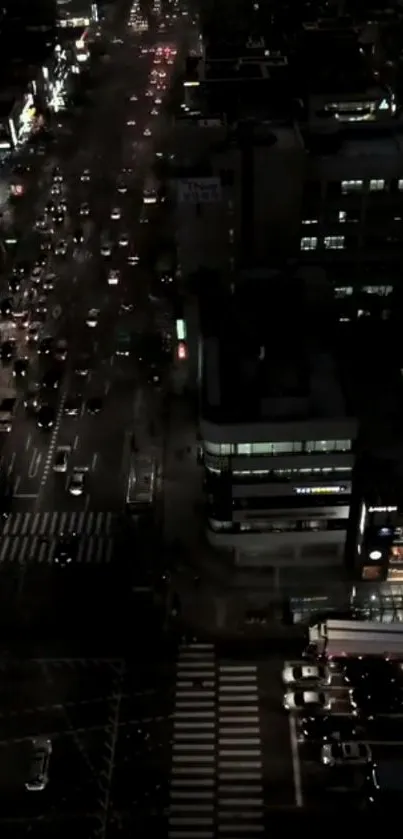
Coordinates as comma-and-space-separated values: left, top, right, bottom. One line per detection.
0, 0, 57, 71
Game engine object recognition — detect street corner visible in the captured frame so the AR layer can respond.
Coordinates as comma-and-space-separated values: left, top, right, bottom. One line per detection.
0, 658, 126, 826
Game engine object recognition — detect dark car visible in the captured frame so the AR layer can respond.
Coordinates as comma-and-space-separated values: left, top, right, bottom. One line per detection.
38, 336, 53, 355
53, 211, 65, 226
8, 276, 21, 295
73, 228, 84, 244
45, 200, 56, 215
53, 534, 79, 567
86, 396, 102, 415
0, 298, 13, 317
74, 353, 91, 377
12, 261, 28, 276
36, 405, 55, 430
41, 367, 62, 391
39, 237, 52, 252
33, 255, 47, 269
1, 340, 16, 361
13, 357, 29, 378
64, 395, 81, 416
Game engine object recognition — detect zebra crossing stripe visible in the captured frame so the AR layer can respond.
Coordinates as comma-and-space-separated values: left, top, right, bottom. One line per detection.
0, 534, 114, 564
2, 510, 113, 537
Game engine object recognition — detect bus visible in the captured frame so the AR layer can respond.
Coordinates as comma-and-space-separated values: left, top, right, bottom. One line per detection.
126, 455, 157, 514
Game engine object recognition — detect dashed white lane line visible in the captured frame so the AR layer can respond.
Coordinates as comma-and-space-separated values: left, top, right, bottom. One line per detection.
40, 392, 66, 489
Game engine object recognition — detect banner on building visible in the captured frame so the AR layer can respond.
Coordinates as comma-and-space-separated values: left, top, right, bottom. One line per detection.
177, 177, 222, 204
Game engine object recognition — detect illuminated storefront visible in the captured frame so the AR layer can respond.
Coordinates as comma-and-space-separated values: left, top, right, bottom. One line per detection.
355, 500, 403, 582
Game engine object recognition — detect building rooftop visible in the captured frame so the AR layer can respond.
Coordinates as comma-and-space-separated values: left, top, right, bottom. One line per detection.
304, 126, 403, 157
294, 28, 376, 95
200, 272, 347, 425
200, 270, 403, 428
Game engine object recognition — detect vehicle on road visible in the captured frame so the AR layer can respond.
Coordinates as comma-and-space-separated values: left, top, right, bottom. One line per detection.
0, 391, 17, 432
53, 446, 70, 473
64, 395, 81, 416
283, 690, 332, 712
282, 662, 331, 685
68, 469, 86, 496
25, 738, 52, 792
321, 741, 372, 767
36, 405, 55, 430
86, 308, 99, 327
86, 396, 102, 414
13, 357, 29, 377
53, 534, 79, 566
108, 269, 120, 286
126, 455, 157, 515
1, 340, 16, 362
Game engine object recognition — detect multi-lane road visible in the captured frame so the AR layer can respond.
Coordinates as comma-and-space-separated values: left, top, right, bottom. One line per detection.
0, 7, 180, 579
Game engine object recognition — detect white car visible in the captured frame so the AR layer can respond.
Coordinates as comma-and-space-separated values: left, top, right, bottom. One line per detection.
128, 251, 139, 264
110, 207, 121, 220
55, 240, 68, 256
119, 233, 129, 247
144, 127, 151, 136
108, 270, 120, 286
79, 202, 90, 216
321, 741, 372, 767
130, 94, 138, 101
25, 738, 52, 792
80, 169, 90, 182
154, 97, 162, 104
151, 107, 159, 115
283, 691, 332, 712
282, 663, 331, 686
127, 119, 136, 126
86, 308, 99, 327
68, 469, 85, 497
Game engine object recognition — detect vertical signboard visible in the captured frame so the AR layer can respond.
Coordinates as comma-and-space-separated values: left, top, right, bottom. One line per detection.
177, 177, 222, 204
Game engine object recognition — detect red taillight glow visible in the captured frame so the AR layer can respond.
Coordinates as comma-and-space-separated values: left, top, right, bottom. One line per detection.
178, 342, 187, 360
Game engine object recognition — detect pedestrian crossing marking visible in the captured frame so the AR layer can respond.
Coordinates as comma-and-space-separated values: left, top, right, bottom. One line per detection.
2, 510, 113, 538
170, 642, 266, 837
0, 533, 113, 565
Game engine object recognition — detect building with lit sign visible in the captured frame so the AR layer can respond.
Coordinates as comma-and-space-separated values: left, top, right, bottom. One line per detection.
352, 456, 403, 584
56, 0, 98, 31
198, 273, 358, 582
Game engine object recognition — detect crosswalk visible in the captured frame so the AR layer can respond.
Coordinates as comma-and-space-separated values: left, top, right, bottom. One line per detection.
169, 642, 265, 839
0, 511, 115, 565
2, 511, 113, 538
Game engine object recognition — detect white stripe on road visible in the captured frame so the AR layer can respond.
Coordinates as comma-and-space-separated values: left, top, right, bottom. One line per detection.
171, 779, 215, 788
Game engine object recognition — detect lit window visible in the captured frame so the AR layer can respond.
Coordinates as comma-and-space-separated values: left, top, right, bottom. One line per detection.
324, 236, 345, 250
300, 236, 317, 251
341, 180, 363, 194
369, 179, 385, 192
302, 219, 317, 225
334, 286, 353, 297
